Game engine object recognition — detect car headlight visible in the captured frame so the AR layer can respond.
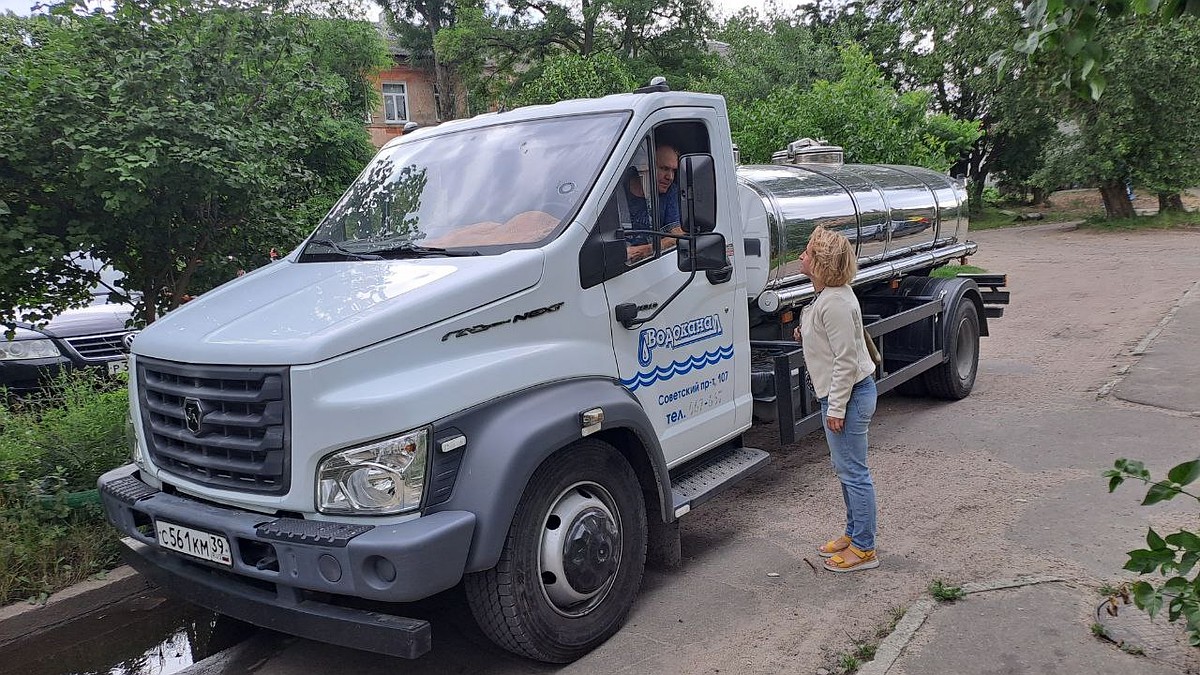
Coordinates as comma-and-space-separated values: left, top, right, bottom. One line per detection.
0, 338, 60, 361
317, 428, 428, 515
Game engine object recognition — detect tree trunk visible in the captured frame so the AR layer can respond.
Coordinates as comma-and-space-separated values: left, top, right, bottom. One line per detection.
968, 177, 986, 215
1030, 187, 1048, 206
423, 13, 459, 122
1099, 182, 1135, 219
140, 281, 158, 325
434, 61, 457, 121
1158, 192, 1184, 212
581, 0, 596, 56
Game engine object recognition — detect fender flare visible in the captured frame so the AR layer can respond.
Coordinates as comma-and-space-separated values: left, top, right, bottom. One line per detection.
896, 275, 989, 350
424, 377, 668, 573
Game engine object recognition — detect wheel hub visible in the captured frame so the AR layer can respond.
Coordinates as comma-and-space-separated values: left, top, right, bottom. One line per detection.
539, 483, 623, 617
561, 509, 619, 594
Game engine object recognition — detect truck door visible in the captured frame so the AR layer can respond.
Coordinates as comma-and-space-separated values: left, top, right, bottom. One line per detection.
596, 116, 747, 466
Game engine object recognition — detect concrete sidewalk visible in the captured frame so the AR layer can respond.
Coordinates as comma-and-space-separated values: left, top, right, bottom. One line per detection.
864, 579, 1196, 675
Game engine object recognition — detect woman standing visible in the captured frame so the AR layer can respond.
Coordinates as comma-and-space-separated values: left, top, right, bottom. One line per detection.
793, 226, 880, 572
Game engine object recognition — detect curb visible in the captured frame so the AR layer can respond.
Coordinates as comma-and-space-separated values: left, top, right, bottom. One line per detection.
858, 576, 1064, 675
0, 565, 150, 649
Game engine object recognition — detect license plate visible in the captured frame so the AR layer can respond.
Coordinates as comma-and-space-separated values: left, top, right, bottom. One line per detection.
107, 359, 129, 376
155, 520, 233, 566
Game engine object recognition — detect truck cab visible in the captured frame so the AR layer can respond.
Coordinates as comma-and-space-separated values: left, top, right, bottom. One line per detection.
98, 89, 1006, 663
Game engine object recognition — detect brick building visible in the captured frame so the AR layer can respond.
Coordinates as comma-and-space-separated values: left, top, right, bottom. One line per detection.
365, 23, 467, 148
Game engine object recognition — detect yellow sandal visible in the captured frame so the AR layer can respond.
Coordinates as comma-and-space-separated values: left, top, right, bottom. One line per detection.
823, 545, 880, 573
817, 535, 852, 558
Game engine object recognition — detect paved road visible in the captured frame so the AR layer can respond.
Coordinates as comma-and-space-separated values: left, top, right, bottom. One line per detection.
187, 222, 1200, 675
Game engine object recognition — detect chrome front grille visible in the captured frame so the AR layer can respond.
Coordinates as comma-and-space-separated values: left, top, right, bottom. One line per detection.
137, 357, 290, 494
64, 332, 131, 360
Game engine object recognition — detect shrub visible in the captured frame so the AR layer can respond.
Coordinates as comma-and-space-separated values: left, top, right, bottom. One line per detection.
0, 369, 129, 604
1105, 458, 1200, 645
981, 186, 1003, 207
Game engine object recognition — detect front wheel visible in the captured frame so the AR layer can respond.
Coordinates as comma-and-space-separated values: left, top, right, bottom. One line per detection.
923, 299, 980, 399
464, 439, 647, 663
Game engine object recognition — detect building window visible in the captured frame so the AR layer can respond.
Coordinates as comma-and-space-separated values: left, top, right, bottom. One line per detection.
433, 83, 442, 122
383, 82, 408, 124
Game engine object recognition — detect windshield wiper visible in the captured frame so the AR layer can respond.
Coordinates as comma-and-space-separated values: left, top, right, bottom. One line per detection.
366, 242, 480, 258
306, 238, 383, 261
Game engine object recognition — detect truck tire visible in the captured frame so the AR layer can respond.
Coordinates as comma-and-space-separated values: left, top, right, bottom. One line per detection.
464, 439, 647, 663
923, 300, 980, 399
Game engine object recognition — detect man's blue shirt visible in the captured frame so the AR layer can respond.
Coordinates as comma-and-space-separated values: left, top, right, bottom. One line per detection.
624, 181, 681, 245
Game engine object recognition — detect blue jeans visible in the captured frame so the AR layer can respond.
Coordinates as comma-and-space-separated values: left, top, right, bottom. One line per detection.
819, 376, 878, 551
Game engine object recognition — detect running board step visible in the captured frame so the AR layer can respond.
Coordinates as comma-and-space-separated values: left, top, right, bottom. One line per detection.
669, 446, 770, 518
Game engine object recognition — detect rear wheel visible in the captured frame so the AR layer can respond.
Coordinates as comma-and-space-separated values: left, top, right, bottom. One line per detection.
923, 300, 980, 399
464, 439, 647, 663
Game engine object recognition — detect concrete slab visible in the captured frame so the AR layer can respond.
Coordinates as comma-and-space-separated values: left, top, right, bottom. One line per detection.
888, 583, 1198, 675
0, 565, 149, 648
1115, 283, 1200, 414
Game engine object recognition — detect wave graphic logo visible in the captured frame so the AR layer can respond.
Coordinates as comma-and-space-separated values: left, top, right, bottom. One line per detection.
637, 314, 723, 367
621, 344, 735, 391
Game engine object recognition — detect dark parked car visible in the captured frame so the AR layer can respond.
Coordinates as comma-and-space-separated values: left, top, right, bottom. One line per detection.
1, 259, 136, 394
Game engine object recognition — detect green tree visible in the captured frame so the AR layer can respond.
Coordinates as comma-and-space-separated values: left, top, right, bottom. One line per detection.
376, 0, 463, 121
729, 45, 980, 170
0, 0, 388, 326
1031, 16, 1200, 218
858, 0, 1057, 212
514, 52, 636, 105
1105, 457, 1200, 646
1012, 0, 1200, 99
689, 8, 840, 107
431, 0, 712, 109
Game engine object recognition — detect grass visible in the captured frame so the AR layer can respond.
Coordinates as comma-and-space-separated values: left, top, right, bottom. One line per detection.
0, 369, 130, 605
931, 264, 987, 278
929, 579, 966, 602
1079, 208, 1200, 231
966, 207, 1022, 231
825, 605, 907, 674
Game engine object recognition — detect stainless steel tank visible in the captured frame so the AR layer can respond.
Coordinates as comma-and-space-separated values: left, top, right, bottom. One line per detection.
736, 141, 976, 312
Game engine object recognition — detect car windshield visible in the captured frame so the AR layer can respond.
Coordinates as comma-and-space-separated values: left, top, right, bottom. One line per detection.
301, 112, 629, 260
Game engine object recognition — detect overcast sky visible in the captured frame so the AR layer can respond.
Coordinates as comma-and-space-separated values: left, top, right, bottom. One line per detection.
0, 0, 779, 22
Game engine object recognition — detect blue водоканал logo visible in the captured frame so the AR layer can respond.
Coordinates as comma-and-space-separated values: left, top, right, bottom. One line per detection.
637, 314, 723, 367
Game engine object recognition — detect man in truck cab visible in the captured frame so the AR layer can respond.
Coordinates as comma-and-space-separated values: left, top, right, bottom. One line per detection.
624, 143, 684, 263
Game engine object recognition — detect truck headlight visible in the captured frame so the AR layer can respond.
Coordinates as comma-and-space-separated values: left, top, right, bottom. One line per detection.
317, 428, 428, 514
0, 338, 60, 360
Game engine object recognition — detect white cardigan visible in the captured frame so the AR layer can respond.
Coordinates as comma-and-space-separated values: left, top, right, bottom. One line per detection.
799, 285, 877, 418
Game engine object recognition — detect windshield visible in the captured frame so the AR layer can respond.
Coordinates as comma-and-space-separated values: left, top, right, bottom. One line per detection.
301, 112, 629, 260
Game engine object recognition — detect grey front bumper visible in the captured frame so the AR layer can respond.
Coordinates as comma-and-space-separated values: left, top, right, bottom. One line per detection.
99, 464, 476, 658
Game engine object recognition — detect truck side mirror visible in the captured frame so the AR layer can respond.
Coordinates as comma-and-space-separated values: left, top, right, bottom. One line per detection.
679, 153, 717, 234
677, 232, 728, 272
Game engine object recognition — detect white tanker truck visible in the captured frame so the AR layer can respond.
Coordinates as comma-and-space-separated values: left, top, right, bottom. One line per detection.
99, 86, 1008, 663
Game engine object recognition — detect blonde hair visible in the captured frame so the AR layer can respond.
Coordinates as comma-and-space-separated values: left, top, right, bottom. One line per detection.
806, 226, 857, 287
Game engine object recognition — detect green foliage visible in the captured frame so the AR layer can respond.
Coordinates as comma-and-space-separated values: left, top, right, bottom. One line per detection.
729, 45, 980, 169
1031, 17, 1200, 217
688, 9, 839, 106
0, 369, 130, 604
0, 0, 389, 326
1010, 0, 1200, 99
928, 579, 966, 602
514, 52, 636, 106
421, 0, 713, 110
931, 264, 987, 279
981, 187, 1003, 207
1104, 457, 1200, 645
0, 369, 129, 492
860, 0, 1058, 214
